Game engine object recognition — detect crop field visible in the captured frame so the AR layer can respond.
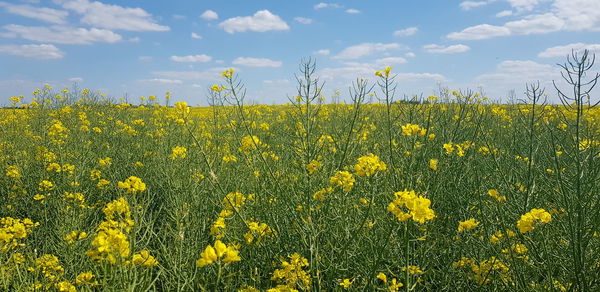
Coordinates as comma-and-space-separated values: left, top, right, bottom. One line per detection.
1, 60, 599, 291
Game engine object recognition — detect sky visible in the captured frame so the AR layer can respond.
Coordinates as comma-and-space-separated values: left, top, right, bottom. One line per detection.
1, 0, 600, 105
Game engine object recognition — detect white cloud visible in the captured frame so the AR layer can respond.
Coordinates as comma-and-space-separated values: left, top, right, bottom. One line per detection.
393, 27, 418, 37
334, 42, 403, 60
504, 13, 564, 34
374, 57, 407, 65
460, 1, 490, 10
345, 8, 360, 14
219, 10, 289, 33
200, 9, 218, 20
476, 60, 558, 86
496, 10, 513, 17
553, 0, 600, 31
0, 43, 64, 59
506, 0, 543, 11
448, 24, 511, 40
424, 44, 471, 54
405, 52, 416, 58
232, 57, 282, 67
263, 79, 290, 84
450, 0, 600, 40
68, 77, 83, 83
539, 42, 600, 58
152, 67, 232, 81
0, 2, 68, 24
138, 56, 153, 62
170, 54, 212, 63
139, 78, 183, 84
57, 0, 169, 31
2, 24, 122, 44
191, 32, 202, 39
294, 17, 313, 24
314, 3, 342, 9
313, 49, 330, 55
319, 65, 445, 82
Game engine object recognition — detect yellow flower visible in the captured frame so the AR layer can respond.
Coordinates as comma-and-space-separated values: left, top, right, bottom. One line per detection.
354, 153, 387, 177
401, 123, 427, 136
306, 160, 323, 175
517, 208, 552, 233
487, 189, 506, 202
55, 281, 76, 292
329, 171, 355, 192
271, 253, 311, 290
196, 240, 240, 267
75, 271, 96, 285
377, 272, 387, 283
169, 146, 187, 159
388, 190, 435, 224
132, 250, 158, 267
458, 218, 480, 232
6, 165, 21, 178
429, 159, 438, 171
388, 278, 404, 291
211, 84, 226, 92
98, 157, 112, 167
339, 278, 353, 288
38, 180, 54, 191
117, 176, 146, 194
221, 68, 235, 78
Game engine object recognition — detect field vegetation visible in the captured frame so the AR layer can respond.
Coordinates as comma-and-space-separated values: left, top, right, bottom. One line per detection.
1, 52, 599, 291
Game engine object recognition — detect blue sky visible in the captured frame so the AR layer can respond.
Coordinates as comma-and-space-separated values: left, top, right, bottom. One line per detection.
1, 0, 599, 105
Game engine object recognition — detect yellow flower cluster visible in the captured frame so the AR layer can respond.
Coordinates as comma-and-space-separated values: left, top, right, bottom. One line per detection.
132, 250, 158, 267
453, 256, 511, 285
117, 176, 146, 194
211, 84, 226, 92
64, 230, 88, 244
458, 218, 480, 232
387, 190, 435, 224
87, 197, 134, 264
376, 273, 404, 291
517, 208, 552, 233
443, 142, 465, 157
375, 66, 392, 78
98, 157, 112, 167
429, 159, 438, 170
271, 253, 311, 290
46, 163, 75, 174
244, 221, 277, 244
489, 229, 516, 244
329, 171, 355, 192
196, 240, 241, 267
401, 123, 427, 137
211, 191, 248, 238
306, 160, 322, 175
35, 254, 65, 281
221, 68, 235, 78
38, 180, 55, 192
312, 187, 334, 201
487, 189, 506, 202
174, 101, 190, 115
169, 146, 187, 159
48, 119, 69, 143
223, 154, 238, 163
354, 153, 387, 177
240, 135, 263, 152
5, 165, 21, 178
0, 217, 39, 251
